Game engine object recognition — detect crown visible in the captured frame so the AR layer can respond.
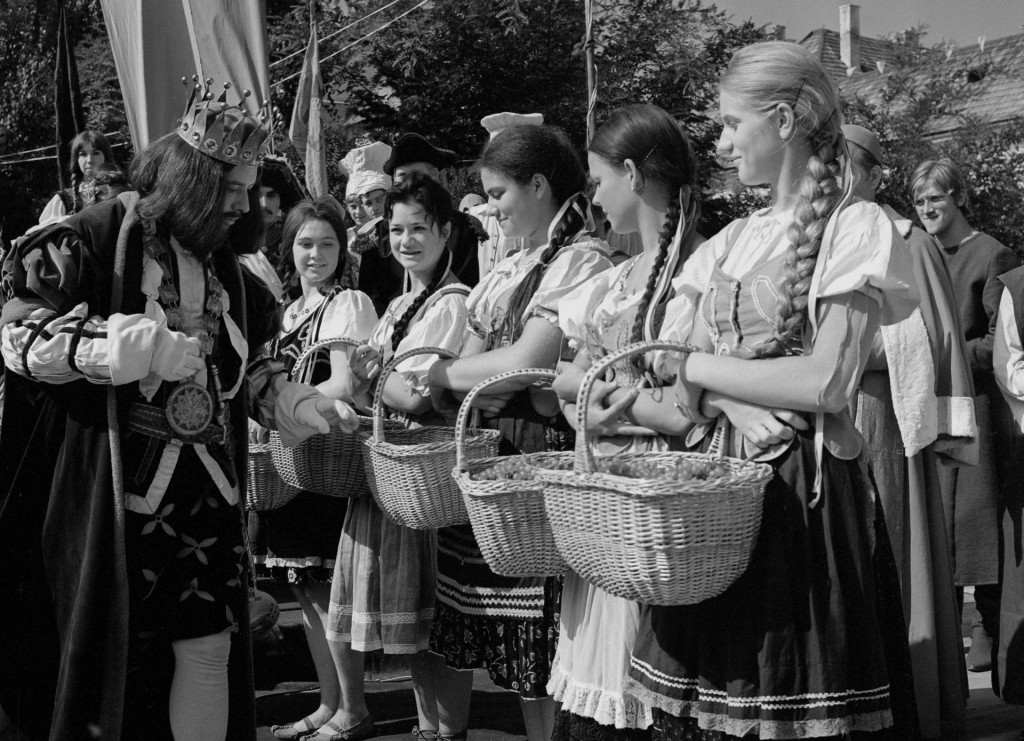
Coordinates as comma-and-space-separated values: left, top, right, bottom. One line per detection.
176, 76, 272, 167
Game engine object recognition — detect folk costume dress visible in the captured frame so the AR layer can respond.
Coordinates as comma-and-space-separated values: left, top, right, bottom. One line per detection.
851, 206, 974, 739
326, 275, 469, 654
255, 286, 377, 584
429, 202, 612, 697
548, 233, 696, 739
626, 201, 923, 740
0, 195, 280, 741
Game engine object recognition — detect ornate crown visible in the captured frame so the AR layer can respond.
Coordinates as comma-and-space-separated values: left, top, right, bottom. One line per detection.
176, 76, 272, 167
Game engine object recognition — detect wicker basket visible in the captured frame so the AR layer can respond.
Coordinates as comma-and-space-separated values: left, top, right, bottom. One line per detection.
362, 346, 501, 529
453, 369, 569, 577
535, 340, 773, 606
270, 337, 400, 497
246, 441, 300, 511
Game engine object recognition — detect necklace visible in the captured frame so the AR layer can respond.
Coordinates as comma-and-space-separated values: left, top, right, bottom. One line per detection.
143, 220, 227, 438
287, 292, 326, 325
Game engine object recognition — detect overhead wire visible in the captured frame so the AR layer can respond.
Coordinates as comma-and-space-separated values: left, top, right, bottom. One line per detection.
273, 0, 430, 88
269, 0, 407, 69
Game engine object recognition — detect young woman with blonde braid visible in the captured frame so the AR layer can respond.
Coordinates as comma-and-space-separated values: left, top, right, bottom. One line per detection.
578, 42, 921, 741
426, 124, 613, 741
547, 104, 705, 741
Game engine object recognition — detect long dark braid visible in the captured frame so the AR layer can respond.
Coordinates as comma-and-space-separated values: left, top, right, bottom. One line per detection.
588, 104, 699, 349
391, 250, 451, 353
71, 171, 82, 214
629, 193, 681, 344
382, 171, 456, 353
499, 192, 589, 344
480, 124, 590, 346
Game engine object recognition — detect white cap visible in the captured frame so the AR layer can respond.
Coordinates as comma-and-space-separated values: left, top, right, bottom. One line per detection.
480, 112, 544, 140
340, 141, 393, 198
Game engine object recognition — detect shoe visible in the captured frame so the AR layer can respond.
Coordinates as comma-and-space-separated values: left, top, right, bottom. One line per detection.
412, 727, 438, 741
300, 716, 377, 741
273, 717, 321, 740
437, 732, 467, 741
966, 625, 994, 672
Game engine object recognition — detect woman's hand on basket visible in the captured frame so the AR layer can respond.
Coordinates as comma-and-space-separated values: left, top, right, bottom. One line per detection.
583, 379, 639, 436
472, 391, 515, 417
707, 393, 807, 448
349, 345, 380, 385
553, 360, 586, 403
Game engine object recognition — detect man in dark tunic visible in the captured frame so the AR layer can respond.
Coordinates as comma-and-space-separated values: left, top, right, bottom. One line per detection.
911, 157, 1021, 674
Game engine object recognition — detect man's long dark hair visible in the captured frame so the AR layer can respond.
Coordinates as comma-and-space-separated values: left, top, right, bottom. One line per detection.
131, 131, 264, 258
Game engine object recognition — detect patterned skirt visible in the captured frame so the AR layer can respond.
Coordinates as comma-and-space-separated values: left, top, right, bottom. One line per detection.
626, 432, 919, 740
251, 489, 349, 584
326, 495, 436, 653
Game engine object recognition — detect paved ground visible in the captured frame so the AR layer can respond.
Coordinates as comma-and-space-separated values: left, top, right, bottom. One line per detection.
254, 583, 1024, 741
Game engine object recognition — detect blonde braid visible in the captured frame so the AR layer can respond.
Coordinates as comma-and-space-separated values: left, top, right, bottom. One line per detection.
756, 136, 842, 358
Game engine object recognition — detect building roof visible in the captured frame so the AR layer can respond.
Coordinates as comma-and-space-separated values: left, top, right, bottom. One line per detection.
800, 29, 1024, 135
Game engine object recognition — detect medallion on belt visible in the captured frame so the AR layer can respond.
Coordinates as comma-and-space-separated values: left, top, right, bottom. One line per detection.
166, 381, 214, 436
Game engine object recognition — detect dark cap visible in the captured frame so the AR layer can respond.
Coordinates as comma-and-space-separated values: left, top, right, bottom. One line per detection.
259, 155, 306, 209
383, 132, 458, 175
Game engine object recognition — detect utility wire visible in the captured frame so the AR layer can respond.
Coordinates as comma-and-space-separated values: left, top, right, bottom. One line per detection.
273, 0, 430, 87
269, 0, 407, 69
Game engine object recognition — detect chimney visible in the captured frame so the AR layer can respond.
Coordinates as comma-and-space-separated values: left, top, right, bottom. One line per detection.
769, 24, 786, 41
897, 28, 920, 47
840, 4, 861, 72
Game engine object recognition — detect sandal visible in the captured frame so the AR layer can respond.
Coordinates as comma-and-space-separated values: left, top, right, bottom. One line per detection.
272, 717, 321, 740
300, 716, 377, 741
411, 727, 438, 741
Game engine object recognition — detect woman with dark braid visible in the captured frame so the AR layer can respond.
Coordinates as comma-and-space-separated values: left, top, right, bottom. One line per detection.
37, 130, 115, 228
426, 124, 612, 741
593, 42, 920, 740
547, 103, 705, 741
318, 173, 470, 741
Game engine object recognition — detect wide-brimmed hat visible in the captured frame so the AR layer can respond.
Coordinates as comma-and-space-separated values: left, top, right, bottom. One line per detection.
382, 132, 458, 175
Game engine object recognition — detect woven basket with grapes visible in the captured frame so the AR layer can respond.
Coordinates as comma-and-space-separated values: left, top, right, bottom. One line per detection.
533, 340, 773, 606
452, 369, 570, 577
363, 346, 501, 530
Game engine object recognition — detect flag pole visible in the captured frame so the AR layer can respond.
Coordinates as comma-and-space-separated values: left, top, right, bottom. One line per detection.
584, 0, 597, 147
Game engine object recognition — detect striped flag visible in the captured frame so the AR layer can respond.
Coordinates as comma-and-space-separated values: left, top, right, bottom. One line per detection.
289, 6, 328, 198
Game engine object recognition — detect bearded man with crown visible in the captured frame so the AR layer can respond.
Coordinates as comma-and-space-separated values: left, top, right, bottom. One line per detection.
0, 81, 359, 741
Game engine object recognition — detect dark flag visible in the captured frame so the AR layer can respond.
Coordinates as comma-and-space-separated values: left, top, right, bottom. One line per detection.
54, 0, 85, 190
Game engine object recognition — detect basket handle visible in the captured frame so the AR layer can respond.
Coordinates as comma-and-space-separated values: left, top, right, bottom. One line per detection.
373, 345, 460, 441
290, 336, 364, 383
574, 340, 697, 473
454, 368, 557, 472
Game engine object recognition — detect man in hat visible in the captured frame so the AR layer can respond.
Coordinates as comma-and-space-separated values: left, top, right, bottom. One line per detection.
239, 154, 306, 303
843, 123, 975, 738
0, 83, 355, 741
382, 132, 483, 287
340, 141, 401, 313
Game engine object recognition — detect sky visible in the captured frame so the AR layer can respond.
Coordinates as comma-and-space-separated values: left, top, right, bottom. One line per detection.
708, 0, 1024, 47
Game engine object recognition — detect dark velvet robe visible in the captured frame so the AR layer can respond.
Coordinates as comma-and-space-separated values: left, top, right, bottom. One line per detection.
0, 195, 279, 741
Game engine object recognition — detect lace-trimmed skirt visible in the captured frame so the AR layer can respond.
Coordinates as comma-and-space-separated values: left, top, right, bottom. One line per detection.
625, 432, 918, 740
